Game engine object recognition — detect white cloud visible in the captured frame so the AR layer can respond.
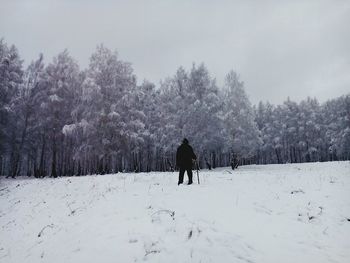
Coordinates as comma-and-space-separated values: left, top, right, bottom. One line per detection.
0, 0, 349, 104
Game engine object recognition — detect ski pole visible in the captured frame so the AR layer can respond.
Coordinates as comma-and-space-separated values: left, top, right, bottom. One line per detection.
195, 160, 200, 184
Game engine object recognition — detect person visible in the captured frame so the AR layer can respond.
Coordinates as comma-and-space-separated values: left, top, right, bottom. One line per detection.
176, 138, 197, 185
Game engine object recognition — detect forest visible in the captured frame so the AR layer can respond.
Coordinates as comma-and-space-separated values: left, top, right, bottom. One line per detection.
1, 39, 349, 178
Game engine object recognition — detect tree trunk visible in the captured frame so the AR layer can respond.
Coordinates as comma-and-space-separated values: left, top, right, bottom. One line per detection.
39, 135, 46, 177
275, 148, 281, 164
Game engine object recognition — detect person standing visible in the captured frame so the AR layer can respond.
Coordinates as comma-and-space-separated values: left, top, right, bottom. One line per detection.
176, 138, 197, 185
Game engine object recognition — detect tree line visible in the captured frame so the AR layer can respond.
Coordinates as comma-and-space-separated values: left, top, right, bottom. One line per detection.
0, 39, 349, 178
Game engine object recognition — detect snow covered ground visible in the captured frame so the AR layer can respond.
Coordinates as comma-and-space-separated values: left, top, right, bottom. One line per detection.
0, 161, 349, 263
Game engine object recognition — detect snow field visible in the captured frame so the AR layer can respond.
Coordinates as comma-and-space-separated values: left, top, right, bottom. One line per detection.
0, 161, 349, 263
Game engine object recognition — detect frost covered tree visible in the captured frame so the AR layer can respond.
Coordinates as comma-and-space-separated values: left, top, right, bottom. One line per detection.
297, 97, 324, 162
322, 95, 350, 161
44, 50, 81, 177
66, 45, 142, 174
158, 67, 188, 161
7, 54, 46, 178
221, 71, 261, 164
0, 40, 23, 177
159, 64, 225, 168
1, 38, 349, 177
255, 95, 350, 164
255, 101, 279, 164
135, 80, 162, 171
187, 64, 226, 168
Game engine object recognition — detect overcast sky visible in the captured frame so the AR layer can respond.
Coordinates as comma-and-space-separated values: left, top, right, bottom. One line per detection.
1, 0, 349, 104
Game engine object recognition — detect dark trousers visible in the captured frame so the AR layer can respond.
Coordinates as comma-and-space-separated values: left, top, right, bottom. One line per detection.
178, 167, 193, 185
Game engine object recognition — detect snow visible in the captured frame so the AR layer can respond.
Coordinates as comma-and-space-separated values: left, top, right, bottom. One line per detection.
49, 94, 60, 102
62, 124, 76, 136
0, 161, 349, 263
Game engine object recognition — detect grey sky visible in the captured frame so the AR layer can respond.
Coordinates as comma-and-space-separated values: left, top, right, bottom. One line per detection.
1, 0, 349, 104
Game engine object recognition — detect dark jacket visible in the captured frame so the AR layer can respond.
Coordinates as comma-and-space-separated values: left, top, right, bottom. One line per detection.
176, 143, 197, 168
